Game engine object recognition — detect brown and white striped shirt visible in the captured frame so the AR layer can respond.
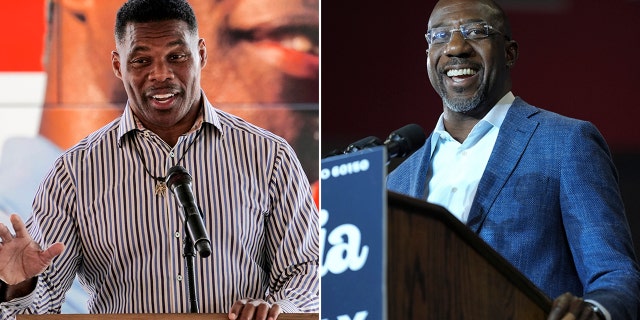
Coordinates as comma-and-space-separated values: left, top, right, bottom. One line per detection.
2, 94, 319, 316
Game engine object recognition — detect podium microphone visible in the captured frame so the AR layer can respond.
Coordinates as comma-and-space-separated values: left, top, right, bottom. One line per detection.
322, 136, 383, 158
384, 123, 426, 159
324, 124, 426, 160
344, 136, 384, 153
166, 165, 212, 258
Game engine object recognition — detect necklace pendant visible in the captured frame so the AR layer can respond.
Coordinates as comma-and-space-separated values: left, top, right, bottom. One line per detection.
155, 181, 167, 196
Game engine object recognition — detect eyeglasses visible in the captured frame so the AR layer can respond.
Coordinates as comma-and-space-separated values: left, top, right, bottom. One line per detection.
425, 22, 505, 45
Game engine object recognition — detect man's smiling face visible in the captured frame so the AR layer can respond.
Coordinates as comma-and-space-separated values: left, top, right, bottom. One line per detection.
426, 0, 516, 115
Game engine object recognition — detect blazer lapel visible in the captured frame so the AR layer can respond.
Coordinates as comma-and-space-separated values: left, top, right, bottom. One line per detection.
466, 98, 540, 232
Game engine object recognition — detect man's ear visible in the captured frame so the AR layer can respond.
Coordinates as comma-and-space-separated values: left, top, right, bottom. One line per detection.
199, 38, 207, 69
505, 39, 519, 69
112, 51, 123, 79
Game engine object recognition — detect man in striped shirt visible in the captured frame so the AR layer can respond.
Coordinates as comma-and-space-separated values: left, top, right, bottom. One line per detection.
0, 0, 319, 319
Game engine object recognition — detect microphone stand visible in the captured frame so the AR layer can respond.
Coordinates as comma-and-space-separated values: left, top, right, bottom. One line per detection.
165, 166, 212, 313
183, 225, 199, 313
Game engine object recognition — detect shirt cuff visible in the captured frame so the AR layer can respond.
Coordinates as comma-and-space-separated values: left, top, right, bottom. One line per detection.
585, 299, 610, 320
0, 286, 37, 315
274, 299, 301, 313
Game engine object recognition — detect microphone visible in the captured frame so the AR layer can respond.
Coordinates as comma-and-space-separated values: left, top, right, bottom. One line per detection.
384, 123, 426, 159
344, 136, 384, 153
324, 124, 426, 160
165, 165, 212, 258
321, 136, 383, 158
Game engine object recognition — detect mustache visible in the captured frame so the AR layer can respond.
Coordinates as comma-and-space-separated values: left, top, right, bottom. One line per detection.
442, 58, 482, 70
145, 85, 182, 95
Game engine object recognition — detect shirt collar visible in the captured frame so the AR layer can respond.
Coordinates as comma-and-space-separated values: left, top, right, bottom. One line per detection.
431, 91, 515, 150
483, 91, 514, 128
117, 90, 223, 146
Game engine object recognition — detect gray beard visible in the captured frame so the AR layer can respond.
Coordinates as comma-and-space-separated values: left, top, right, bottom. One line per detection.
442, 89, 485, 113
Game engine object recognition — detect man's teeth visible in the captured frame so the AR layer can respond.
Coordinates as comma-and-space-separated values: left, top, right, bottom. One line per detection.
446, 68, 477, 77
153, 93, 174, 100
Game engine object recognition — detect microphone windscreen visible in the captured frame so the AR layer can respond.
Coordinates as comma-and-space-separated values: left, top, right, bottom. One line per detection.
386, 124, 426, 158
166, 165, 192, 190
345, 136, 383, 153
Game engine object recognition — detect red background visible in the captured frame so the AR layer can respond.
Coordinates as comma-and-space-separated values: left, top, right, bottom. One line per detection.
321, 0, 640, 258
1, 1, 46, 71
3, 0, 640, 262
3, 0, 638, 151
321, 0, 640, 154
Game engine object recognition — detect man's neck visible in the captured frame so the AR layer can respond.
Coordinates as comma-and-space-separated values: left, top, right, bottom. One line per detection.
442, 109, 486, 143
440, 91, 513, 143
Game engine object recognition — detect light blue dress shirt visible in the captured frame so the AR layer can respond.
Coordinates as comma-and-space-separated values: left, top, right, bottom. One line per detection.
426, 92, 514, 223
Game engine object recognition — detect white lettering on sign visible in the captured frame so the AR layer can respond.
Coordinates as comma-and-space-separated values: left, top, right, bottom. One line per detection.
321, 159, 370, 180
320, 209, 369, 277
322, 310, 369, 320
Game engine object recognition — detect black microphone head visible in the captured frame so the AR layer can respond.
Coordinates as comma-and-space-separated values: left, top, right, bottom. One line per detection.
322, 149, 343, 158
385, 123, 426, 158
344, 136, 384, 153
165, 165, 192, 191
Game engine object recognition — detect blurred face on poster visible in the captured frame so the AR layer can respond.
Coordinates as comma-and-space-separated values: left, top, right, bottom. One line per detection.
195, 0, 319, 103
45, 0, 319, 179
64, 0, 318, 104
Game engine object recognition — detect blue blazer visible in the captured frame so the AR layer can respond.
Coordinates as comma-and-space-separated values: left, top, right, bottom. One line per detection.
387, 98, 640, 319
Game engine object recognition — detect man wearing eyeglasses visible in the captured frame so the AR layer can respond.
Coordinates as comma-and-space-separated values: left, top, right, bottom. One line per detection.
387, 0, 640, 319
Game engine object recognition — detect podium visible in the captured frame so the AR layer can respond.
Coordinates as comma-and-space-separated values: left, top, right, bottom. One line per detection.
18, 314, 317, 320
387, 191, 551, 319
321, 147, 552, 319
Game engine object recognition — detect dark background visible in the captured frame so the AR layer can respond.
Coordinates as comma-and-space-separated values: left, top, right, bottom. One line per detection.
321, 0, 640, 257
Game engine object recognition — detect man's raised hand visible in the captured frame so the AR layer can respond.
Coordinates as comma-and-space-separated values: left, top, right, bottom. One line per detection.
0, 214, 64, 285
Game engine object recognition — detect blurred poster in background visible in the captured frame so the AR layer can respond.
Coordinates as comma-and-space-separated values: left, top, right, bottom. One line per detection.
0, 0, 318, 313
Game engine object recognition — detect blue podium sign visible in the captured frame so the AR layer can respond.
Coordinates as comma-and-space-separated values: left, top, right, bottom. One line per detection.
320, 146, 387, 320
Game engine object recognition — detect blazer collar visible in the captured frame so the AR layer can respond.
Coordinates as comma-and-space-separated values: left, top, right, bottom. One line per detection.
465, 97, 541, 232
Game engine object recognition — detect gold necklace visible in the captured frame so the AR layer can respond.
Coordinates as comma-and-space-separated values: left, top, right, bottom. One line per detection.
129, 128, 203, 196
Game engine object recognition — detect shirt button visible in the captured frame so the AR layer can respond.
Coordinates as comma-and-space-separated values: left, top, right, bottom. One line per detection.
144, 132, 150, 138
177, 274, 183, 281
170, 151, 175, 157
175, 231, 181, 238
